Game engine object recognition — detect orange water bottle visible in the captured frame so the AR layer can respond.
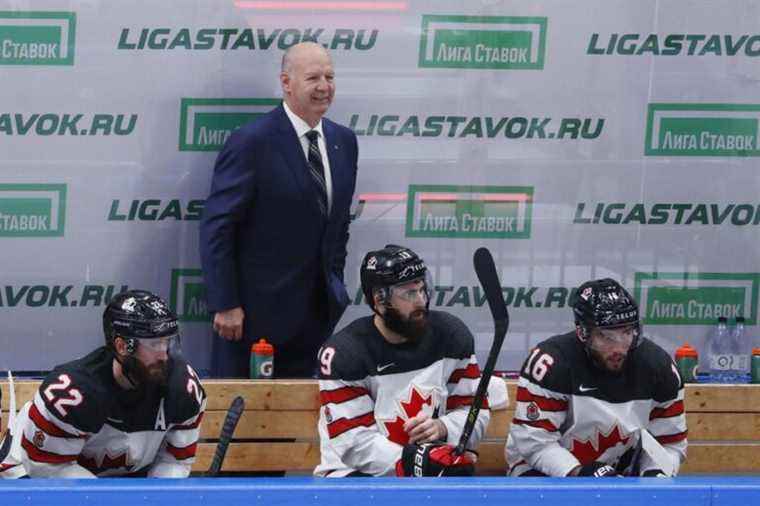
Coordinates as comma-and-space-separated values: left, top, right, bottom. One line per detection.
675, 342, 699, 383
751, 348, 760, 384
250, 338, 274, 379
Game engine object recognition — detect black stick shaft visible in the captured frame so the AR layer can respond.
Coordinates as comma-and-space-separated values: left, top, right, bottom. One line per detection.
454, 248, 509, 456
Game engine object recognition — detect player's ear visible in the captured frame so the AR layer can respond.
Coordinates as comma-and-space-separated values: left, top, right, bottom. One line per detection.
113, 336, 129, 357
373, 290, 386, 314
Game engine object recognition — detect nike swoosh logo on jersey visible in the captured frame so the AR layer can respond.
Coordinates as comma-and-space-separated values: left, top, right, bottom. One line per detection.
578, 385, 597, 392
106, 417, 124, 424
377, 362, 396, 372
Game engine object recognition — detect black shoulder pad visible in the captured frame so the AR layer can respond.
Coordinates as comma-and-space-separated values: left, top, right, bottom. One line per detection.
38, 366, 107, 434
518, 333, 575, 395
165, 358, 206, 424
318, 319, 373, 381
428, 311, 475, 360
638, 339, 682, 401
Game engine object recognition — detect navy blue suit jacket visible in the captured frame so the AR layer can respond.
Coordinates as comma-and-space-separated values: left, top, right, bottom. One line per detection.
199, 104, 358, 352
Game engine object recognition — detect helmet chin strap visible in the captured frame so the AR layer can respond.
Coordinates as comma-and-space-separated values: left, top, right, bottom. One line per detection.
578, 324, 609, 372
109, 341, 141, 389
371, 299, 393, 332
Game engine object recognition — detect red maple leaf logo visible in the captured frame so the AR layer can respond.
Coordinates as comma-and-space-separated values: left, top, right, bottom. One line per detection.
381, 386, 434, 445
78, 452, 130, 475
570, 425, 631, 465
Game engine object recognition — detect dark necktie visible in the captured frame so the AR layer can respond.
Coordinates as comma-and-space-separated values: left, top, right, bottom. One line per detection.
305, 130, 327, 216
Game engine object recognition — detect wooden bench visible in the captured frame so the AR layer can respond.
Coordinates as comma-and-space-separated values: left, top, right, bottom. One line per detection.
3, 380, 760, 474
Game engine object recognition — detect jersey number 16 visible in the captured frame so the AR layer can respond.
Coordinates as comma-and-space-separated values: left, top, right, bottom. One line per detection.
523, 348, 555, 382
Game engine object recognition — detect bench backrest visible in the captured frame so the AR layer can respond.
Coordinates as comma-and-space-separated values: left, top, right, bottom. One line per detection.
3, 380, 760, 474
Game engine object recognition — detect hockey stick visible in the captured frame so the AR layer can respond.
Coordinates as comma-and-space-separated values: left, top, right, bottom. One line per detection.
452, 247, 509, 457
0, 372, 16, 464
206, 395, 245, 476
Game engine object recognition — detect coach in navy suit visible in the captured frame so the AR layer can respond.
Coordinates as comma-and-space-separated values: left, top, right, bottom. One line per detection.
199, 42, 358, 378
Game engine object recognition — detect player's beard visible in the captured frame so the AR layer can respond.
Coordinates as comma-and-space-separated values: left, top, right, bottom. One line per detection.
123, 356, 169, 389
588, 346, 628, 375
384, 306, 429, 343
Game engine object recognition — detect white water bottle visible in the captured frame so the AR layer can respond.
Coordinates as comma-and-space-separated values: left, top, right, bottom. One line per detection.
706, 317, 732, 383
730, 317, 749, 382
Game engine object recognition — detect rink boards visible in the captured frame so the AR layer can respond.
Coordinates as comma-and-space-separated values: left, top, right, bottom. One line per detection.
2, 477, 760, 505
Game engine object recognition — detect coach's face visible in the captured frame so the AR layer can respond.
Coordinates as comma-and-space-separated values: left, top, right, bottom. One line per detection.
281, 43, 335, 128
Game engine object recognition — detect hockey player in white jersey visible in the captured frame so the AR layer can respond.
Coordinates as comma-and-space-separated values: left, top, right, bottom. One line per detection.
1, 290, 206, 478
506, 278, 687, 477
315, 245, 490, 477
0, 372, 25, 478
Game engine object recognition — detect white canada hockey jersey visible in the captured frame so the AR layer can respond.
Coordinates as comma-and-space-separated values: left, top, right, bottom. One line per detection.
506, 332, 687, 477
315, 311, 490, 477
3, 347, 206, 478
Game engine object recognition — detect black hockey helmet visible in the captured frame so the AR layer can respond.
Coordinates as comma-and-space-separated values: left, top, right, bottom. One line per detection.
570, 278, 641, 348
103, 290, 179, 353
360, 244, 429, 310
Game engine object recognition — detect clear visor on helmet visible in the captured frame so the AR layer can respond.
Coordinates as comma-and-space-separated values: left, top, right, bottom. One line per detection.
386, 271, 434, 305
589, 323, 639, 349
135, 333, 181, 355
389, 282, 428, 303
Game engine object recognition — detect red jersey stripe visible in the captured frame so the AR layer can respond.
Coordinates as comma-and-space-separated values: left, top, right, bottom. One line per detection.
448, 364, 481, 383
29, 404, 84, 439
511, 418, 559, 432
327, 412, 375, 439
650, 401, 684, 420
21, 435, 78, 464
655, 431, 688, 445
320, 386, 370, 406
516, 387, 568, 412
167, 442, 198, 461
446, 395, 490, 410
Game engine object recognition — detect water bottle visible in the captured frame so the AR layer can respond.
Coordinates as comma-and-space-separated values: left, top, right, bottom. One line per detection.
674, 342, 699, 383
706, 317, 732, 382
751, 348, 760, 384
730, 317, 750, 382
250, 338, 274, 379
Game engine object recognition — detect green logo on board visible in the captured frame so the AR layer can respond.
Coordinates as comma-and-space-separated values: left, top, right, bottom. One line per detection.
178, 98, 279, 151
405, 185, 533, 238
0, 184, 66, 237
418, 15, 547, 70
170, 269, 209, 322
0, 11, 76, 65
635, 272, 759, 325
645, 103, 760, 157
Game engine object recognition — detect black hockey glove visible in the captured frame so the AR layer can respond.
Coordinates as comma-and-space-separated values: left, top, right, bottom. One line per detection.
395, 443, 475, 477
641, 469, 668, 477
577, 462, 619, 477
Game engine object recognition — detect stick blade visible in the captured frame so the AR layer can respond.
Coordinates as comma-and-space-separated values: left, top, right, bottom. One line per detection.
223, 396, 245, 430
473, 247, 508, 326
206, 395, 245, 476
